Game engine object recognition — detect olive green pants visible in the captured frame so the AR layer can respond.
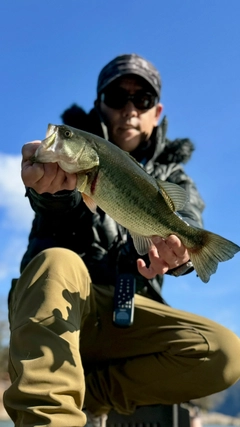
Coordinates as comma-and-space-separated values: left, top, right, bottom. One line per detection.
4, 248, 240, 427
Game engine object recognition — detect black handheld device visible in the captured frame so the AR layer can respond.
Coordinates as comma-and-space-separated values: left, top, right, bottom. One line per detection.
113, 273, 136, 327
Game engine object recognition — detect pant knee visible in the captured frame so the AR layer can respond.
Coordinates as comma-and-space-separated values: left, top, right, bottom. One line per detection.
39, 247, 90, 279
10, 248, 93, 329
23, 247, 91, 293
215, 327, 240, 387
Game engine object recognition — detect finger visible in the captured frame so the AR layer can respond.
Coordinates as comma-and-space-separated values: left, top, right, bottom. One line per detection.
152, 235, 189, 268
64, 172, 77, 190
33, 163, 60, 193
22, 160, 59, 192
136, 258, 157, 279
151, 238, 176, 265
148, 246, 170, 273
44, 166, 74, 192
152, 234, 187, 258
22, 141, 41, 162
21, 142, 43, 186
22, 162, 45, 187
165, 235, 188, 258
137, 246, 170, 278
35, 165, 77, 194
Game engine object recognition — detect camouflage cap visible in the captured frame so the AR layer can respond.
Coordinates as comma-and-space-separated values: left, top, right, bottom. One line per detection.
97, 53, 161, 98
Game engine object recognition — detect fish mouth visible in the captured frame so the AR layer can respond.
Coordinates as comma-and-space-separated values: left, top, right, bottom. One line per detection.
33, 131, 57, 163
46, 124, 57, 138
43, 131, 56, 148
38, 131, 56, 152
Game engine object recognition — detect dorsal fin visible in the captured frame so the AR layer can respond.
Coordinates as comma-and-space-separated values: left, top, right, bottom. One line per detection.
156, 179, 188, 212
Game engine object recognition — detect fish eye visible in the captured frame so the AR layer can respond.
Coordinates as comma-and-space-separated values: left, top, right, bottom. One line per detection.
64, 130, 72, 138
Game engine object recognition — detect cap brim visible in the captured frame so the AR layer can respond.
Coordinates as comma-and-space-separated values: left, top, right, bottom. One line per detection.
99, 70, 159, 97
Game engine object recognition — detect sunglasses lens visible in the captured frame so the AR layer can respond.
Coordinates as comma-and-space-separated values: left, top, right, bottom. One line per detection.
101, 89, 157, 110
134, 92, 156, 110
101, 88, 128, 109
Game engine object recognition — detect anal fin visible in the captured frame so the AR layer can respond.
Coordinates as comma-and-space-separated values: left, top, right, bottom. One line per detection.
129, 231, 153, 255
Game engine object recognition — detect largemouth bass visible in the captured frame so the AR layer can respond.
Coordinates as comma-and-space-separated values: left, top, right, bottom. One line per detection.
33, 124, 240, 283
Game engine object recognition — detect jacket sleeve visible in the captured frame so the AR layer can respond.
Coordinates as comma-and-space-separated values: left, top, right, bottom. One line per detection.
20, 188, 122, 283
26, 187, 82, 215
20, 188, 84, 272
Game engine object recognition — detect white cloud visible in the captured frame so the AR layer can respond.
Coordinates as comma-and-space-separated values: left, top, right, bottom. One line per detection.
0, 153, 33, 298
0, 153, 33, 230
0, 234, 28, 280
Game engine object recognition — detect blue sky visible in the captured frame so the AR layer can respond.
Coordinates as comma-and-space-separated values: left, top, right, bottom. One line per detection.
0, 0, 240, 337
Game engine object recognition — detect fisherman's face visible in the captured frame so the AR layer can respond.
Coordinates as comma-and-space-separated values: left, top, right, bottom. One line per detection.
99, 76, 162, 152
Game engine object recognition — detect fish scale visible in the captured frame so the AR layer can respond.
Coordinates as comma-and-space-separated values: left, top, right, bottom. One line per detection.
33, 124, 240, 283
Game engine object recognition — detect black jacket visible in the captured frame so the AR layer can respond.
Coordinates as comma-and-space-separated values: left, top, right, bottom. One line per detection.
20, 105, 205, 302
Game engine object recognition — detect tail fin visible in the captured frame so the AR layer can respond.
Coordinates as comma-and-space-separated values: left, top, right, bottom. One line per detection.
189, 231, 240, 283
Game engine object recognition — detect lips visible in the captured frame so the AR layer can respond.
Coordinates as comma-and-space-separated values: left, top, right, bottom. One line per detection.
119, 125, 138, 132
120, 125, 134, 129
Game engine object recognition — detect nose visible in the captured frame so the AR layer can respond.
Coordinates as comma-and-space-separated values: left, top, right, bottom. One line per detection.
121, 101, 139, 117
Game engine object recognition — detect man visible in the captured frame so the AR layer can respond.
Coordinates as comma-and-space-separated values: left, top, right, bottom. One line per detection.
4, 54, 240, 427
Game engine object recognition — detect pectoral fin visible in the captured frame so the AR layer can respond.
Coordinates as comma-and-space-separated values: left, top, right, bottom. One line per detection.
77, 174, 88, 192
82, 193, 98, 214
129, 231, 153, 255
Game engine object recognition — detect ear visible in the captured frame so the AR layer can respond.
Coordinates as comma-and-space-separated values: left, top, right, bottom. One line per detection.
154, 103, 163, 125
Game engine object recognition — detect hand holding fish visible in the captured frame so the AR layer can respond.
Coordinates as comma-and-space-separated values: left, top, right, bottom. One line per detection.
22, 142, 77, 194
32, 124, 240, 283
137, 235, 190, 278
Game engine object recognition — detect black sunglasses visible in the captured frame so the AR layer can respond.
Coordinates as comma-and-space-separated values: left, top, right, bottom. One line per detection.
100, 87, 158, 110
